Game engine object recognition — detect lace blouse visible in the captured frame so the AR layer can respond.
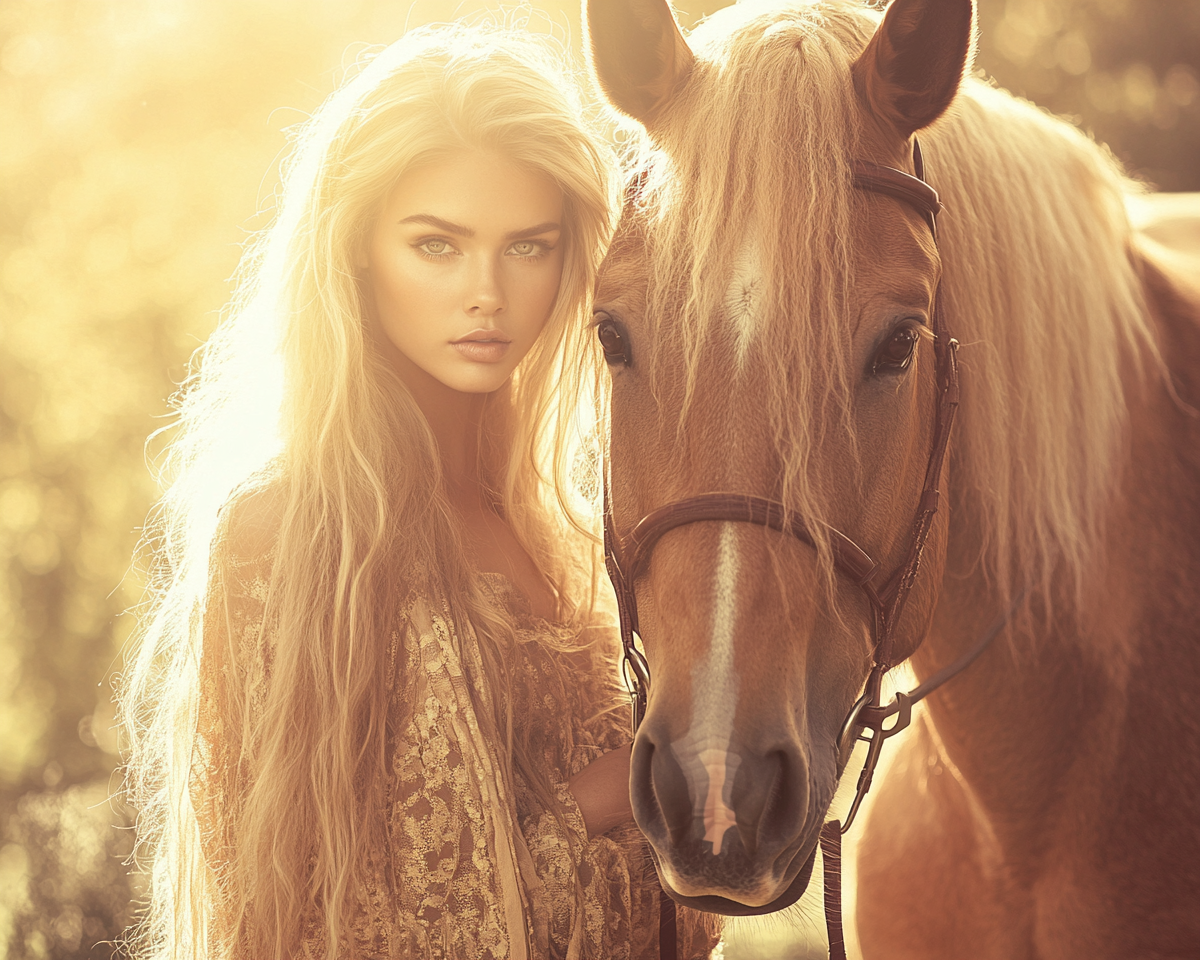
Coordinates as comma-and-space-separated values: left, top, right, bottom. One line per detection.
193, 536, 721, 959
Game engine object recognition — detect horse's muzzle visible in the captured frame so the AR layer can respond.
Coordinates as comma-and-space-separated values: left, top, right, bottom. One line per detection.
630, 719, 819, 911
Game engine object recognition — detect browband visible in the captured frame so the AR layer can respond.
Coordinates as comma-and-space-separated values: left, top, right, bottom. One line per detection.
852, 160, 943, 239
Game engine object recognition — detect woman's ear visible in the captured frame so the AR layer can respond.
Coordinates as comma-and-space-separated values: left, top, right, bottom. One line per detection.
586, 0, 694, 129
852, 0, 975, 139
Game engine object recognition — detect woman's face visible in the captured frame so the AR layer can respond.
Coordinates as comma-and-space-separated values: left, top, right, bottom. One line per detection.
366, 149, 565, 395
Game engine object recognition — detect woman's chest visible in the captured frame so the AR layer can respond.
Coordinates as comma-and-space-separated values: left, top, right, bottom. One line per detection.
391, 605, 588, 775
457, 505, 559, 621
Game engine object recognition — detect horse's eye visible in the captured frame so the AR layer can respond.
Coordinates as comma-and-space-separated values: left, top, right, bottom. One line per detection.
595, 311, 632, 366
872, 325, 920, 375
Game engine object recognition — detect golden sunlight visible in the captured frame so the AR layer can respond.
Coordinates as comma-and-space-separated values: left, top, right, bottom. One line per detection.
0, 0, 1195, 956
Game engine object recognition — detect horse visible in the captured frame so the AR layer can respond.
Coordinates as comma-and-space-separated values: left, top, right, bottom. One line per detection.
585, 0, 1200, 956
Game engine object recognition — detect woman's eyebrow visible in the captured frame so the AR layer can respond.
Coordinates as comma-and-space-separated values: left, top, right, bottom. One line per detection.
396, 215, 561, 240
505, 221, 561, 240
398, 213, 473, 235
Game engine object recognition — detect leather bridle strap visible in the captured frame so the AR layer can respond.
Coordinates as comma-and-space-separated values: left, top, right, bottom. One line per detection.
835, 587, 1026, 828
605, 140, 962, 769
602, 141, 1015, 958
817, 592, 1025, 959
620, 494, 879, 587
851, 157, 943, 240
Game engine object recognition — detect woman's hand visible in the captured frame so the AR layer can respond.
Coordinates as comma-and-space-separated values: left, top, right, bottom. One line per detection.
566, 742, 634, 839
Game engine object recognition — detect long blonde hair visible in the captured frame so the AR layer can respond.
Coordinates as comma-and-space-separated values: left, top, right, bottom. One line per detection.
121, 26, 617, 959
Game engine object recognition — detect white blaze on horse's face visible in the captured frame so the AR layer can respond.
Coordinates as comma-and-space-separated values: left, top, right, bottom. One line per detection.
724, 237, 766, 369
671, 522, 742, 856
588, 0, 975, 917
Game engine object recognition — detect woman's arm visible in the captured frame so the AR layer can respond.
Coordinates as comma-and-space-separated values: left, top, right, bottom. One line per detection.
566, 742, 634, 839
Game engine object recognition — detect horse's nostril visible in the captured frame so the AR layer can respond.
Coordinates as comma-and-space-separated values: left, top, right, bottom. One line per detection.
733, 751, 778, 858
652, 746, 696, 847
629, 737, 658, 823
728, 745, 807, 857
730, 749, 776, 857
759, 749, 803, 848
632, 725, 701, 847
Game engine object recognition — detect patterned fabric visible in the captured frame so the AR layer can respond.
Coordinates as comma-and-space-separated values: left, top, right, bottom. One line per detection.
194, 541, 721, 960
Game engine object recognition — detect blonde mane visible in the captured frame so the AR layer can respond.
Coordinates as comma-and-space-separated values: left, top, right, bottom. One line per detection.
924, 81, 1152, 604
629, 0, 1154, 605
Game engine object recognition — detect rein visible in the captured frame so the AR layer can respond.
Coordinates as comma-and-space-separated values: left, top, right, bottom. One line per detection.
601, 141, 1019, 958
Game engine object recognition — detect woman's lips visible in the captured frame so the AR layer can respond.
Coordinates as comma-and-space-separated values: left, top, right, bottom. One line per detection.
451, 330, 512, 363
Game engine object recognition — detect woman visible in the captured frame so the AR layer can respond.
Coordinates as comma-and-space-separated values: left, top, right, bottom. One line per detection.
120, 26, 718, 960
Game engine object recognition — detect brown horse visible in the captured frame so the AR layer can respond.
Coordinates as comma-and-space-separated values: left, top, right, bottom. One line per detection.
586, 0, 1200, 955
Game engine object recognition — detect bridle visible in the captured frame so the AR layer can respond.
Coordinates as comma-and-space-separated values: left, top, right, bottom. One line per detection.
601, 141, 1017, 955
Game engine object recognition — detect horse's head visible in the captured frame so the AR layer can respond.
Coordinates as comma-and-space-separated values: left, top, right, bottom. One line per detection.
588, 0, 974, 912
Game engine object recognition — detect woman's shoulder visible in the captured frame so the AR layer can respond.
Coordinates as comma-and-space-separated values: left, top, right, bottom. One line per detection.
214, 480, 288, 567
200, 484, 288, 692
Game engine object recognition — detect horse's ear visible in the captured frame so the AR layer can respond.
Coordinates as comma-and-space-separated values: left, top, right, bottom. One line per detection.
852, 0, 975, 138
586, 0, 694, 128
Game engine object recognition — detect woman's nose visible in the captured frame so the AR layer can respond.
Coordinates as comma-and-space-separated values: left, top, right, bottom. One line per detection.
464, 257, 506, 316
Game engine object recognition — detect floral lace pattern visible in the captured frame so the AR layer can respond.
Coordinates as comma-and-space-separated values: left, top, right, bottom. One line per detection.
195, 545, 721, 959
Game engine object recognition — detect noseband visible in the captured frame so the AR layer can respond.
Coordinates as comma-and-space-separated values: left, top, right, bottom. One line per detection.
602, 141, 1010, 840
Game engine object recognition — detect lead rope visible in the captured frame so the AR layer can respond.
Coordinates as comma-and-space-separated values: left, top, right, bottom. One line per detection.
659, 889, 678, 960
812, 589, 1025, 959
820, 822, 847, 960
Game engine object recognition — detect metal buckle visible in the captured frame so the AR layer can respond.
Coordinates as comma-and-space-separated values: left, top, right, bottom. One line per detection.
838, 691, 914, 833
622, 637, 650, 733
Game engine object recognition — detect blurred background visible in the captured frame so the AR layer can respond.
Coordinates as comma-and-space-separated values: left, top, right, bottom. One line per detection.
0, 0, 1195, 956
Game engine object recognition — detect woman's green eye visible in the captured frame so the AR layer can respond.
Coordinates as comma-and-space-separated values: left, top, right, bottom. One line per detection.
420, 239, 450, 255
510, 241, 538, 257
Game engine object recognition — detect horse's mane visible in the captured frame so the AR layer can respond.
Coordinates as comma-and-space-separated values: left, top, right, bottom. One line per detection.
925, 82, 1153, 607
633, 0, 1155, 608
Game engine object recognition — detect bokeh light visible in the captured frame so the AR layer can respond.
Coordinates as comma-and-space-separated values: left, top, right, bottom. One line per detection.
0, 0, 1195, 957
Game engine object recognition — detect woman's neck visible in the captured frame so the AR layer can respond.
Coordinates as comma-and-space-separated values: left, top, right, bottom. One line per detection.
422, 386, 486, 502
380, 337, 487, 500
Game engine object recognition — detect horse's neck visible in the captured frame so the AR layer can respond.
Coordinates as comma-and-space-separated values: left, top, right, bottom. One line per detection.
916, 246, 1200, 858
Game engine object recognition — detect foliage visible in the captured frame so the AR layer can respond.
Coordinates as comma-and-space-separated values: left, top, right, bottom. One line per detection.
0, 0, 1194, 956
975, 0, 1200, 190
1, 784, 137, 957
